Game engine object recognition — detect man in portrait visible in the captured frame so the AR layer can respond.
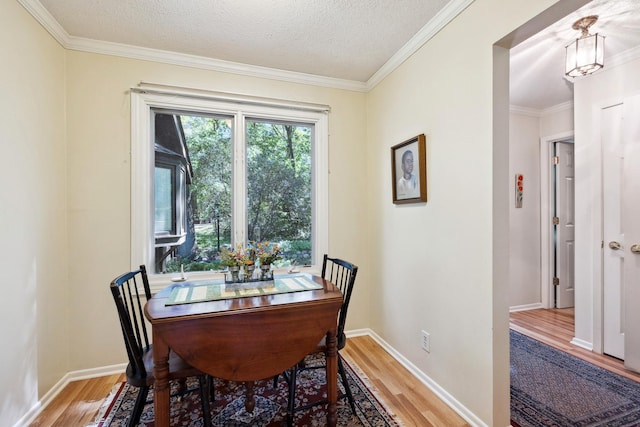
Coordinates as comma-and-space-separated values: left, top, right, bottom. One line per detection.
397, 149, 419, 198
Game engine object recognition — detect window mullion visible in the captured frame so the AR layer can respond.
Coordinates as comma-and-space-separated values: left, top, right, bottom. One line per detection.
232, 112, 247, 247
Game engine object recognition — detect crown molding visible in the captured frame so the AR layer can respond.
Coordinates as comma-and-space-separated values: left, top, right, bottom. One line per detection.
16, 0, 362, 92
366, 0, 475, 89
19, 0, 472, 93
541, 101, 573, 116
15, 0, 640, 95
66, 36, 368, 92
18, 0, 69, 45
606, 43, 640, 70
510, 100, 574, 118
509, 105, 542, 117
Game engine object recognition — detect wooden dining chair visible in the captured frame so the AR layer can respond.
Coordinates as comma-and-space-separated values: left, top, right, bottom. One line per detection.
276, 254, 359, 425
110, 265, 213, 427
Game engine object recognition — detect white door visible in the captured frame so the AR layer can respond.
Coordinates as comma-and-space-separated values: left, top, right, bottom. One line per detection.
602, 103, 625, 360
554, 142, 575, 309
623, 94, 640, 371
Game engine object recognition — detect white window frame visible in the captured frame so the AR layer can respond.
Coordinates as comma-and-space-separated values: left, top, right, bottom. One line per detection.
130, 86, 329, 290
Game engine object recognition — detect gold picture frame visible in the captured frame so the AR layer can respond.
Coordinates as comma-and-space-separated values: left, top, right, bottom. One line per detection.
391, 134, 427, 204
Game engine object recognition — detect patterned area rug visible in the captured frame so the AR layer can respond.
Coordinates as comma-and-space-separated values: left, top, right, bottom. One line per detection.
89, 353, 402, 426
511, 330, 640, 426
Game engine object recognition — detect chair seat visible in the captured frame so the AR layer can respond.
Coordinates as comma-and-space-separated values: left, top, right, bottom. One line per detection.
126, 346, 203, 388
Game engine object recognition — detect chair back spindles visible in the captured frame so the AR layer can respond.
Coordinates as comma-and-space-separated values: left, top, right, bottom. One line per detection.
321, 255, 358, 343
109, 265, 213, 427
110, 265, 152, 379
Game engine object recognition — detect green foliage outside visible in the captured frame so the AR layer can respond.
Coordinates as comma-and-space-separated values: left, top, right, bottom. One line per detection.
246, 120, 312, 244
164, 115, 312, 273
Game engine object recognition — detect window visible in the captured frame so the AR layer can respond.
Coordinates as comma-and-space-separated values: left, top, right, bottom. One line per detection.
131, 86, 329, 285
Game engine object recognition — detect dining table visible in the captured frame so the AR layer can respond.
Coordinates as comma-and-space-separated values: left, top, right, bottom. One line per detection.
144, 272, 344, 427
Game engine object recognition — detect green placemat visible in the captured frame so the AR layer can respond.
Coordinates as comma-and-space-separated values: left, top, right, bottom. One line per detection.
165, 274, 323, 306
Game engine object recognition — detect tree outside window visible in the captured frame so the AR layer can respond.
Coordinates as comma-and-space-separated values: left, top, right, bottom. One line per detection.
153, 111, 312, 274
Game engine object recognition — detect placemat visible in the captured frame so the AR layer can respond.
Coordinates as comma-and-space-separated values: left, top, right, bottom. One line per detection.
165, 274, 322, 306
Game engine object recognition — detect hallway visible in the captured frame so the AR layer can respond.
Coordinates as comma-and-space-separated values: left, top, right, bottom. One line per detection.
509, 308, 640, 383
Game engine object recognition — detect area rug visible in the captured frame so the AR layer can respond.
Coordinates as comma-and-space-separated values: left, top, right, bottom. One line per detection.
89, 353, 402, 426
511, 329, 640, 426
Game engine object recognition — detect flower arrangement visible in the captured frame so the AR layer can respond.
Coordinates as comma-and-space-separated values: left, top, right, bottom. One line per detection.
256, 241, 282, 266
220, 245, 248, 268
244, 245, 256, 267
221, 245, 259, 282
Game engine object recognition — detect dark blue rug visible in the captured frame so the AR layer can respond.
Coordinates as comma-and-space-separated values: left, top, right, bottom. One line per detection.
511, 330, 640, 426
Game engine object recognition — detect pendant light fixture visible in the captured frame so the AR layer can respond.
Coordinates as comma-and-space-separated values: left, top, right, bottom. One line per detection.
565, 15, 605, 77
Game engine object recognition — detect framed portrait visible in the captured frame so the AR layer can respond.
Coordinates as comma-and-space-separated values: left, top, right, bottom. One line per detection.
391, 134, 427, 204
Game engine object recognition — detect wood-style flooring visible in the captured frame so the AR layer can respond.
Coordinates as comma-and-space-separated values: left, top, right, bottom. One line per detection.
32, 309, 640, 426
29, 373, 126, 427
30, 335, 470, 426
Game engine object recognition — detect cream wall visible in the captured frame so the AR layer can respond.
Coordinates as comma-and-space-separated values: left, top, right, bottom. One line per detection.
508, 106, 574, 310
0, 1, 67, 425
540, 105, 574, 138
538, 107, 575, 311
64, 52, 369, 369
365, 0, 562, 425
509, 112, 541, 307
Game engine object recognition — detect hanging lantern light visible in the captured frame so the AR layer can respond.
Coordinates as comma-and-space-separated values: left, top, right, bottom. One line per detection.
565, 15, 605, 78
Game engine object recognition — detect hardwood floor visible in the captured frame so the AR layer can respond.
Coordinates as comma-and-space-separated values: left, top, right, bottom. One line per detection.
342, 336, 470, 426
510, 307, 640, 383
30, 335, 470, 426
29, 373, 126, 427
37, 310, 639, 426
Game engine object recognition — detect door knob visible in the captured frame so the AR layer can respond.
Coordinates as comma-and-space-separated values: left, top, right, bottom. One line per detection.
609, 241, 622, 250
631, 244, 640, 254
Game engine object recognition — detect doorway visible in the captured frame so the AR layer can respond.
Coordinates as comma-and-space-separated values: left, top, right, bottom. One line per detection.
552, 140, 575, 309
539, 132, 575, 310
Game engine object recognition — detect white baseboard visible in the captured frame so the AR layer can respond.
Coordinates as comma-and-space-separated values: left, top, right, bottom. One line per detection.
12, 402, 42, 427
570, 337, 593, 351
508, 305, 593, 351
509, 303, 543, 312
348, 328, 487, 427
345, 328, 370, 338
13, 362, 127, 427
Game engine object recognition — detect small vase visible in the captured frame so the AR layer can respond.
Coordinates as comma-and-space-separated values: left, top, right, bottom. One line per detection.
260, 264, 272, 281
229, 266, 240, 283
244, 265, 255, 282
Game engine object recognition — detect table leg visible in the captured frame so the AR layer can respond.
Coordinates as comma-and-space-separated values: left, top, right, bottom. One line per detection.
153, 334, 170, 427
244, 381, 255, 412
326, 329, 338, 427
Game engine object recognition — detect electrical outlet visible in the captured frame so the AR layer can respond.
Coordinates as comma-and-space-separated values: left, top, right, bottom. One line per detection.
421, 330, 430, 352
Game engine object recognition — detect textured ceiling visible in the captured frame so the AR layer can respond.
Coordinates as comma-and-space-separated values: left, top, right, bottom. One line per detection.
37, 0, 451, 82
24, 0, 640, 111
